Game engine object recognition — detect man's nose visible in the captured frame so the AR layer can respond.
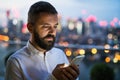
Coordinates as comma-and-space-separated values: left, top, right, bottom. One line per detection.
49, 26, 56, 34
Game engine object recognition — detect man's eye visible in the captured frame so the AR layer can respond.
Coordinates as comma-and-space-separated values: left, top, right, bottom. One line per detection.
54, 25, 58, 29
43, 25, 50, 28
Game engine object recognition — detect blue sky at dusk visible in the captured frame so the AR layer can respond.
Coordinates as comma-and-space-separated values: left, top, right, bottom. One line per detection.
0, 0, 120, 23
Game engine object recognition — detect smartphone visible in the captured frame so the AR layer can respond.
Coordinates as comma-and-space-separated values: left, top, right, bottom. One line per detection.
70, 55, 85, 66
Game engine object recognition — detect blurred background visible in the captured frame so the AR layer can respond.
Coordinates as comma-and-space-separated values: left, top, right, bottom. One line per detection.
0, 0, 120, 80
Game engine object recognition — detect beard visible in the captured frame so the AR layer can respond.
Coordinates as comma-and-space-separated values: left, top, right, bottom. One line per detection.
33, 30, 55, 51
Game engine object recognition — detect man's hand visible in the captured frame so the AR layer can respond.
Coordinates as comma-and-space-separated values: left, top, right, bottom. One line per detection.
52, 64, 80, 80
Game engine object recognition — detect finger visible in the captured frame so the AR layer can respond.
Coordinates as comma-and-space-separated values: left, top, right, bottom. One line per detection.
65, 66, 79, 79
62, 74, 69, 80
52, 63, 65, 79
57, 63, 64, 67
62, 68, 75, 80
70, 64, 80, 75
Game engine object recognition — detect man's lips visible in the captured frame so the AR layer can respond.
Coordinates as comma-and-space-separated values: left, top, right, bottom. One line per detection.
45, 37, 54, 41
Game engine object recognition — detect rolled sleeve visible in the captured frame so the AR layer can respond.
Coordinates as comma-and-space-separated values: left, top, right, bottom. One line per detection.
47, 74, 57, 80
5, 57, 23, 80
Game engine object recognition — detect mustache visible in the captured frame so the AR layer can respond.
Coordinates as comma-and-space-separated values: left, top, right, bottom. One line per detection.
44, 34, 55, 39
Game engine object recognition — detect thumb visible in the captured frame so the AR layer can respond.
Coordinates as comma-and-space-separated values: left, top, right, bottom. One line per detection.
56, 63, 65, 68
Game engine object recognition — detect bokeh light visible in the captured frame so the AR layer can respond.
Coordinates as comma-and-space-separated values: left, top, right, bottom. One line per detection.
91, 48, 97, 54
78, 49, 85, 55
113, 58, 118, 63
104, 44, 110, 49
65, 48, 72, 57
104, 49, 110, 53
107, 33, 113, 39
105, 57, 111, 63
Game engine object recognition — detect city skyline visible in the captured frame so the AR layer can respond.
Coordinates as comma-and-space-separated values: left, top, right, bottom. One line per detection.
0, 0, 120, 24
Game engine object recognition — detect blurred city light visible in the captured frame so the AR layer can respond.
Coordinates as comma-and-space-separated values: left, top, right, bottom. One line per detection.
99, 20, 108, 27
76, 21, 83, 35
86, 15, 97, 23
65, 48, 72, 57
13, 19, 18, 25
104, 49, 110, 53
88, 38, 93, 44
107, 33, 113, 39
22, 23, 28, 33
73, 51, 78, 56
113, 58, 118, 63
115, 52, 120, 61
113, 45, 119, 49
113, 17, 118, 23
78, 49, 85, 55
110, 21, 115, 27
104, 44, 110, 49
105, 57, 111, 63
0, 35, 9, 41
68, 21, 75, 30
3, 27, 8, 33
91, 48, 97, 55
59, 41, 69, 47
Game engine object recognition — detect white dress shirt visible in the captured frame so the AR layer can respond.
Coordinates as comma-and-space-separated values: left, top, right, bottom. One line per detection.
5, 41, 69, 80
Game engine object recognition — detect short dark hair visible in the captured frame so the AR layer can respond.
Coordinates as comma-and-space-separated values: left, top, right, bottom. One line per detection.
28, 1, 58, 24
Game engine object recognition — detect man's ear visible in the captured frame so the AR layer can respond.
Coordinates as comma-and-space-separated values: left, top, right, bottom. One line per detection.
27, 23, 33, 33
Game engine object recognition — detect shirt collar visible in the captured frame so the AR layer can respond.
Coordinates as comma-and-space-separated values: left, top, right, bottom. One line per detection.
26, 41, 44, 57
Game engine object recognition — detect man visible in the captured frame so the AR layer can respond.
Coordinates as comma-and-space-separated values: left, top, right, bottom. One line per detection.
5, 1, 79, 80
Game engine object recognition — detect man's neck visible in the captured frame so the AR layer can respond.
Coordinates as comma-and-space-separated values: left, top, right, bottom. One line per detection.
29, 40, 46, 53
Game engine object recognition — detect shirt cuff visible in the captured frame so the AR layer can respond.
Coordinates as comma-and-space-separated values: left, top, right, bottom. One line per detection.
47, 74, 57, 80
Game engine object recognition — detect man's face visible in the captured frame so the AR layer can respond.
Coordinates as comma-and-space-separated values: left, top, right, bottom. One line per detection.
32, 13, 58, 51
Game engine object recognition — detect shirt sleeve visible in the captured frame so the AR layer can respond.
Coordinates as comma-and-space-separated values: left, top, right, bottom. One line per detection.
47, 74, 57, 80
5, 57, 23, 80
